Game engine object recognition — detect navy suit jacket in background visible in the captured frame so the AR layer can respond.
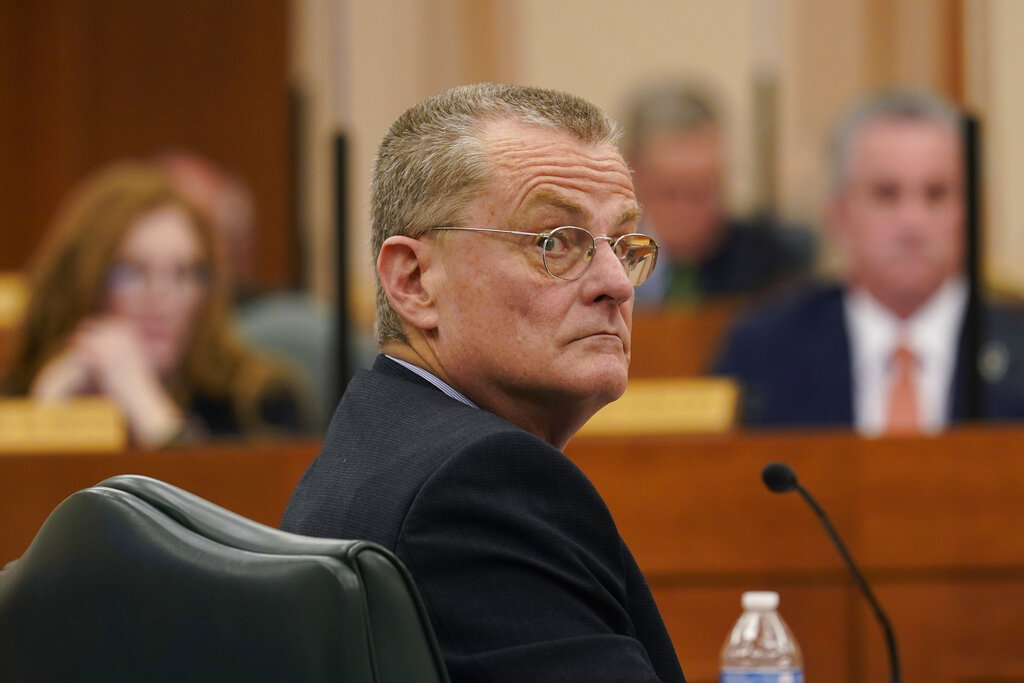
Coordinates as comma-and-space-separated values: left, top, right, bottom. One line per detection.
282, 356, 685, 683
712, 285, 1024, 428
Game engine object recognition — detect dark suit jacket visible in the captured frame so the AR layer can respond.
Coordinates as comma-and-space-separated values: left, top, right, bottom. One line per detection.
697, 218, 815, 298
712, 285, 1024, 427
282, 356, 685, 683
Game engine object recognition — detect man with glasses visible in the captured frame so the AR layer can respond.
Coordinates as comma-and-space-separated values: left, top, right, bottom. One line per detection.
283, 84, 684, 682
623, 82, 813, 307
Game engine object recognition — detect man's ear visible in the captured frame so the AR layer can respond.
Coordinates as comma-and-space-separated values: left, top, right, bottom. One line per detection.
377, 235, 439, 332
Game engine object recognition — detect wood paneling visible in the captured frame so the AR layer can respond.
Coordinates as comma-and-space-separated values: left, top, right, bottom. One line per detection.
564, 427, 1024, 683
5, 427, 1024, 681
629, 301, 748, 378
0, 0, 294, 287
0, 439, 320, 564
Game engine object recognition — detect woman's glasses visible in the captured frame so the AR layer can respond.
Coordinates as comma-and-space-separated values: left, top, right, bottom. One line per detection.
106, 261, 210, 299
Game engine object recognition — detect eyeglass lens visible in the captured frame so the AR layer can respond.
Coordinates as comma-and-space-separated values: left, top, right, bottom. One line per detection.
539, 227, 658, 286
106, 261, 210, 298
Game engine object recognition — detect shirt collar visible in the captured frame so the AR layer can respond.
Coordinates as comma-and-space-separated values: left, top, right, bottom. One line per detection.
384, 355, 479, 409
845, 276, 967, 370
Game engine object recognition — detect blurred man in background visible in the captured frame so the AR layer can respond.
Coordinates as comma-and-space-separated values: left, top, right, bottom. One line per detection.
623, 83, 813, 308
714, 89, 1024, 433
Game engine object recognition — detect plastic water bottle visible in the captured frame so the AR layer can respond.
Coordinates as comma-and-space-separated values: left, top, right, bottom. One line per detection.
720, 591, 804, 682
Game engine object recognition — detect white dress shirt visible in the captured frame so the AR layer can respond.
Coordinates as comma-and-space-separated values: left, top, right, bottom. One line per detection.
843, 277, 968, 436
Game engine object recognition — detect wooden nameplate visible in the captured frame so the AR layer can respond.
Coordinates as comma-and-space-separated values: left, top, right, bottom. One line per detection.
0, 273, 27, 328
578, 378, 739, 436
0, 398, 126, 452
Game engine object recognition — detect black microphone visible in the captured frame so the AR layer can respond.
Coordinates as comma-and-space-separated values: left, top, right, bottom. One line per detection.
761, 462, 901, 683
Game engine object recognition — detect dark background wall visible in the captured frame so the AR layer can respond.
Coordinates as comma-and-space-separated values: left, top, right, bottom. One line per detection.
0, 0, 295, 288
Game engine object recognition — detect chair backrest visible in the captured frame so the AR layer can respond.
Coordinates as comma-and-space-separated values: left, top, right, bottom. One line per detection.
0, 474, 449, 683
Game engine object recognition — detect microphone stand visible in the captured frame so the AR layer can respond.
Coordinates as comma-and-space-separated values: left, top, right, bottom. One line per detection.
792, 481, 901, 683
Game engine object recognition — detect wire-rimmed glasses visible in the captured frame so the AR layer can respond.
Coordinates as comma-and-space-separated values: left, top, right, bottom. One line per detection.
427, 226, 659, 286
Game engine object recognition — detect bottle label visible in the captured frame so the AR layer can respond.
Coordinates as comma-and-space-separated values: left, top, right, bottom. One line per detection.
720, 670, 804, 683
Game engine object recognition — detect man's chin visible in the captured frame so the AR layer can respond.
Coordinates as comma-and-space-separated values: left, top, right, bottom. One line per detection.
884, 277, 947, 310
547, 349, 629, 402
577, 367, 629, 405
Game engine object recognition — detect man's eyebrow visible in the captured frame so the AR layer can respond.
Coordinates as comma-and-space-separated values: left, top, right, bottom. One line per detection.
617, 205, 642, 228
523, 190, 642, 228
524, 189, 585, 217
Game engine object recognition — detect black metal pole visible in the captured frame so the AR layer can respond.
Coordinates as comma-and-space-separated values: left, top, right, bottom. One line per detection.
962, 114, 984, 421
333, 132, 352, 403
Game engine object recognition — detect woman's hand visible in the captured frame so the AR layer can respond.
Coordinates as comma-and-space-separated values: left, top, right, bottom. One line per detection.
30, 347, 94, 402
35, 318, 186, 448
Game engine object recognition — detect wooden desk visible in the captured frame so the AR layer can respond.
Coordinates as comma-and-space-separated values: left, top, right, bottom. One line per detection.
0, 438, 321, 565
565, 428, 1024, 683
4, 429, 1024, 682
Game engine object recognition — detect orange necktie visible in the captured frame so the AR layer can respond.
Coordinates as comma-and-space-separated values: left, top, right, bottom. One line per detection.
885, 343, 920, 435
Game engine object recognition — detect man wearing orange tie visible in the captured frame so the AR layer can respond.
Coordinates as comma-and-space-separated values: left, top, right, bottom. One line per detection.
714, 89, 1024, 434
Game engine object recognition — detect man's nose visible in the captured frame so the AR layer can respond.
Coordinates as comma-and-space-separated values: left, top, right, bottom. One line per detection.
584, 239, 634, 302
895, 195, 935, 229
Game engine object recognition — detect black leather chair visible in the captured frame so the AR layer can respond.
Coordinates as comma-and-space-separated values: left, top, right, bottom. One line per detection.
0, 474, 449, 683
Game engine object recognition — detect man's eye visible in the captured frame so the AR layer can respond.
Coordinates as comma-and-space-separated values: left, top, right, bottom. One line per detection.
925, 184, 950, 204
870, 183, 899, 203
539, 234, 570, 253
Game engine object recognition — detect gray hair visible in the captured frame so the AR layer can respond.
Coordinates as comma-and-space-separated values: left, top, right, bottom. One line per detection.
828, 89, 962, 194
371, 83, 621, 346
620, 83, 720, 160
